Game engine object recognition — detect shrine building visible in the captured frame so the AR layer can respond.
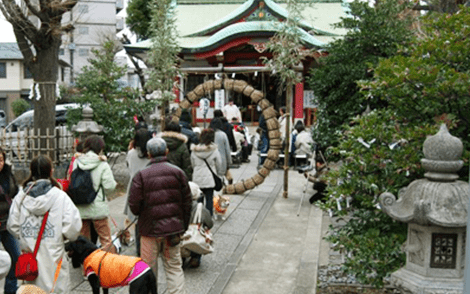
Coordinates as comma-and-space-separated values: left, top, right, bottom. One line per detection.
124, 0, 347, 125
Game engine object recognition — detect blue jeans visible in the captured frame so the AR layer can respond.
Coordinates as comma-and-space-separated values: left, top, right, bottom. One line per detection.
258, 133, 269, 165
0, 230, 20, 294
200, 188, 214, 216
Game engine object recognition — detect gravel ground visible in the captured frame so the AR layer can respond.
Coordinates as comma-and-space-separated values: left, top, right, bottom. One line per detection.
316, 264, 404, 294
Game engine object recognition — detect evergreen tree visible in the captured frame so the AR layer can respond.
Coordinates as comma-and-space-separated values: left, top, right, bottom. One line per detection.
145, 0, 181, 128
308, 0, 415, 149
67, 40, 155, 152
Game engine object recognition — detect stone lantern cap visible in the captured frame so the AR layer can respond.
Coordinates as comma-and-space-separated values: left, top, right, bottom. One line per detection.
71, 106, 104, 134
380, 124, 469, 227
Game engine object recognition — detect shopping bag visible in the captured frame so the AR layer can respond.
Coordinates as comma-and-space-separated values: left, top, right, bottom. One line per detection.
181, 203, 214, 255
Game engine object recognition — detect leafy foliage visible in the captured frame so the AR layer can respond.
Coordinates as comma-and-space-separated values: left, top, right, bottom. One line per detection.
325, 210, 407, 287
146, 0, 181, 105
360, 7, 470, 153
264, 0, 308, 89
320, 109, 440, 287
11, 99, 31, 118
126, 0, 152, 40
66, 40, 155, 153
307, 0, 415, 150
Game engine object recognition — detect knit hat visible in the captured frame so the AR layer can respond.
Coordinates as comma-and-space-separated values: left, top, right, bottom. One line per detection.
180, 110, 192, 123
188, 181, 202, 201
147, 137, 167, 157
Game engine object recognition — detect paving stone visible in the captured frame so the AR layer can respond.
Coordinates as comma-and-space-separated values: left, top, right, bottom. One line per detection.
216, 208, 258, 236
237, 196, 266, 210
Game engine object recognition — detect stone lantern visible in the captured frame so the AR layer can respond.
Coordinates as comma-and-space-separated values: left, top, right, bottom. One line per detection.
379, 124, 469, 294
71, 106, 103, 141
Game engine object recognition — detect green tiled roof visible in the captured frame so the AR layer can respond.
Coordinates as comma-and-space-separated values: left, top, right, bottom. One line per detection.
177, 0, 342, 4
0, 43, 23, 60
185, 21, 325, 51
184, 0, 337, 37
125, 20, 325, 55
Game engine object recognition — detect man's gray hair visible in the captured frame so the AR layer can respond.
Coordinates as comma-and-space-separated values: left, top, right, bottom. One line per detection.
147, 137, 167, 157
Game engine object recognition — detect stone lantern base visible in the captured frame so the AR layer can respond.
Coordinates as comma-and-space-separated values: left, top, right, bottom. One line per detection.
391, 268, 463, 294
390, 223, 465, 294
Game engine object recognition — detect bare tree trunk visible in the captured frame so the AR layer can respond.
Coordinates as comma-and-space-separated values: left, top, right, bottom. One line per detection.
283, 82, 293, 198
32, 42, 60, 157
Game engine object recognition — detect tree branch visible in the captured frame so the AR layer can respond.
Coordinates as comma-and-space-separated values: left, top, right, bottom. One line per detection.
50, 0, 77, 17
1, 0, 40, 41
14, 28, 36, 69
22, 0, 46, 22
60, 23, 74, 33
121, 34, 149, 94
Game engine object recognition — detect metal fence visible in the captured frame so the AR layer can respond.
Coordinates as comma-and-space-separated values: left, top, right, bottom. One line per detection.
0, 126, 75, 165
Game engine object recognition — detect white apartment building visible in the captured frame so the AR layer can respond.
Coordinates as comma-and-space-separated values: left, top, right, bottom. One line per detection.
59, 0, 124, 84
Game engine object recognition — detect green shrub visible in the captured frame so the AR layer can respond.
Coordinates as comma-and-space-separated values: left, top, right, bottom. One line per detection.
11, 99, 30, 118
319, 109, 441, 287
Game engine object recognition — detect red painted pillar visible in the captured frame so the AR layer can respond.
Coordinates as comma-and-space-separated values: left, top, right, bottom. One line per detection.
173, 76, 180, 103
294, 81, 304, 120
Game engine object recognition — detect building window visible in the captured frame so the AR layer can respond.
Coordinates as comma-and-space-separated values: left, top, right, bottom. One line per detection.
24, 65, 33, 79
0, 63, 6, 78
77, 4, 88, 13
59, 48, 65, 56
78, 48, 89, 56
78, 27, 88, 35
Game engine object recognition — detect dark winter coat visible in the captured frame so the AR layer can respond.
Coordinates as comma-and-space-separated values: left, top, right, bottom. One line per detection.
0, 164, 18, 230
128, 157, 192, 238
180, 121, 199, 150
160, 131, 193, 180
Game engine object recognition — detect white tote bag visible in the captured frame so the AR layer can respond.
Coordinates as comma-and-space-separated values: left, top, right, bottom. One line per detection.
181, 203, 214, 255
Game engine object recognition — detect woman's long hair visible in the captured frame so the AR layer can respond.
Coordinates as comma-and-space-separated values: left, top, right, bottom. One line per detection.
134, 128, 152, 158
23, 155, 61, 188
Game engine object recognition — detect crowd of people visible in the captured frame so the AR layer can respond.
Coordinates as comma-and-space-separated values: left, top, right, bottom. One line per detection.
0, 101, 317, 294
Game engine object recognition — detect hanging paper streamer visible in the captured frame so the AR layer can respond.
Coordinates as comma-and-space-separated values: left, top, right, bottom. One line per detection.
35, 83, 41, 100
28, 83, 35, 100
56, 83, 61, 99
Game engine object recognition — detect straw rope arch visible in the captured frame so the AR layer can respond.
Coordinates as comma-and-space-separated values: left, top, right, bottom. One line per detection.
173, 79, 281, 195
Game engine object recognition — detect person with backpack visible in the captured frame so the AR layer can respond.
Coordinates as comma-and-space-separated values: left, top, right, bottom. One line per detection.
71, 135, 117, 253
8, 155, 82, 293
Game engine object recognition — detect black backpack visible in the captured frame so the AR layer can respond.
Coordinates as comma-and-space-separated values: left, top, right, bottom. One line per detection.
68, 165, 103, 205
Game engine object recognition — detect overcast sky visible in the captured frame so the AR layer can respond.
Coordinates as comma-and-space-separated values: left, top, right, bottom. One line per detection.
0, 18, 15, 42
